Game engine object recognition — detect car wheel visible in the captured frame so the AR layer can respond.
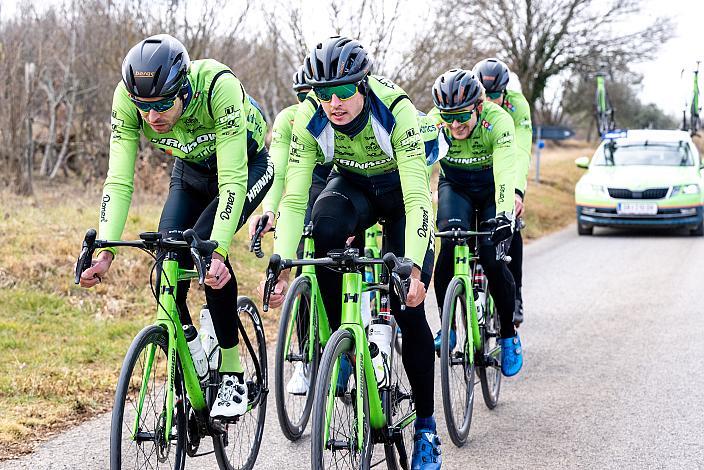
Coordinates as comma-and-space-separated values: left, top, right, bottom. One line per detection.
577, 223, 593, 236
690, 220, 704, 236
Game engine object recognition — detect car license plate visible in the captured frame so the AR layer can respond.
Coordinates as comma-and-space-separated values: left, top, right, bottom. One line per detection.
616, 202, 658, 215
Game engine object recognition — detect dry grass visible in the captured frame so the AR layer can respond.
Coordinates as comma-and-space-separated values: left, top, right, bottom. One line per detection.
0, 139, 593, 460
522, 139, 595, 240
0, 181, 275, 460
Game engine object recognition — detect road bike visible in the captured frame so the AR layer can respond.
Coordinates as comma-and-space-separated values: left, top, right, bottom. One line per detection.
263, 248, 415, 469
75, 229, 267, 470
436, 228, 507, 447
595, 71, 615, 139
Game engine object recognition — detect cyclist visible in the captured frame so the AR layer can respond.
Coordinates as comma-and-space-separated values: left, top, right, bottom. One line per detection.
260, 36, 441, 469
473, 58, 532, 326
248, 66, 335, 395
78, 34, 273, 419
426, 68, 523, 377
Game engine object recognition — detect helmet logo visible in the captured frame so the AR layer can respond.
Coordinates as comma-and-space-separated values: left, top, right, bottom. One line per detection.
134, 71, 155, 77
484, 75, 496, 81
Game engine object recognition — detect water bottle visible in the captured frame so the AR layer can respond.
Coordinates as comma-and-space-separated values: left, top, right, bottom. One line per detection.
183, 324, 209, 380
368, 316, 392, 386
199, 305, 219, 370
474, 267, 486, 322
361, 269, 374, 328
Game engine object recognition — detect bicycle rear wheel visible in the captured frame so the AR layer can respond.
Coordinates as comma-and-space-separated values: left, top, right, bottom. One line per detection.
110, 324, 186, 470
311, 329, 372, 470
440, 277, 475, 447
478, 294, 502, 409
383, 324, 415, 470
275, 276, 319, 441
212, 296, 267, 470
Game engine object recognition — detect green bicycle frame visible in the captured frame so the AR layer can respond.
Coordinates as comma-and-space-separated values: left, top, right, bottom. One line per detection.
453, 243, 481, 365
324, 270, 416, 450
132, 254, 205, 444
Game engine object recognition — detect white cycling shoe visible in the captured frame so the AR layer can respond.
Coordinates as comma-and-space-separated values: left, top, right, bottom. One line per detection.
286, 362, 310, 395
210, 374, 248, 419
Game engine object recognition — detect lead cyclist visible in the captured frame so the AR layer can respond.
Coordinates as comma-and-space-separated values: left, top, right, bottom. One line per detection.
79, 34, 273, 419
258, 36, 442, 469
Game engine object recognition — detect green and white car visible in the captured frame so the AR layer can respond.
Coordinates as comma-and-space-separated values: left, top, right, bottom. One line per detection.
575, 129, 704, 236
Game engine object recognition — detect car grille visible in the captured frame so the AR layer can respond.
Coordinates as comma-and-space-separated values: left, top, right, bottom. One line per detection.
607, 187, 669, 199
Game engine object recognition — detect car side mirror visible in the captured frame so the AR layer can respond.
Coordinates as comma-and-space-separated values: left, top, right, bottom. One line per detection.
575, 156, 590, 169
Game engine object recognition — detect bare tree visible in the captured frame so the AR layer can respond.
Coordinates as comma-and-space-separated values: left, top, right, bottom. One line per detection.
463, 0, 671, 112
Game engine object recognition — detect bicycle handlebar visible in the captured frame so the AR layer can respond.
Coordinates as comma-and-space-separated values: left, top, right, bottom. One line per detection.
262, 249, 413, 312
74, 229, 218, 286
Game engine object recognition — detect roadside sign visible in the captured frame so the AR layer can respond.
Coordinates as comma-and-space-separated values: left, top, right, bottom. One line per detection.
532, 125, 575, 141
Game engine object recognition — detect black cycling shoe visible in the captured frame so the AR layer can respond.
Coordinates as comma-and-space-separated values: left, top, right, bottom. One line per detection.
513, 299, 524, 327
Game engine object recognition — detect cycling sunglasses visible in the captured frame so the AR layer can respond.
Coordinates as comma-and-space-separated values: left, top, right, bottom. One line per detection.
486, 91, 503, 100
439, 108, 476, 124
131, 95, 178, 113
296, 91, 310, 103
313, 83, 359, 102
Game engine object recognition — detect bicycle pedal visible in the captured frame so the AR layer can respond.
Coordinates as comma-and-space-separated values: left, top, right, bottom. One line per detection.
483, 355, 500, 368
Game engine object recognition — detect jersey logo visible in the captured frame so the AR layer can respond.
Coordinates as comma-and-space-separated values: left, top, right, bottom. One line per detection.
480, 119, 494, 131
217, 106, 241, 130
496, 132, 513, 145
503, 99, 516, 112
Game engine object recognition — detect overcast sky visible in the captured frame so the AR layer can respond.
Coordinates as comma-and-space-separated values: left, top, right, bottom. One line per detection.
2, 0, 701, 118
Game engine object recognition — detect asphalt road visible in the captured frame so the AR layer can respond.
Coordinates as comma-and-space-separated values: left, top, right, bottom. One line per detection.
3, 225, 703, 469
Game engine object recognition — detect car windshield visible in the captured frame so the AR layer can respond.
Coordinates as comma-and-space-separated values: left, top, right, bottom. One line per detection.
593, 141, 694, 166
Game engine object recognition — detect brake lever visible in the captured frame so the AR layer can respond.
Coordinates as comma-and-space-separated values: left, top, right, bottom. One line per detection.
263, 254, 282, 312
74, 229, 97, 284
249, 213, 270, 258
391, 272, 409, 311
183, 229, 216, 286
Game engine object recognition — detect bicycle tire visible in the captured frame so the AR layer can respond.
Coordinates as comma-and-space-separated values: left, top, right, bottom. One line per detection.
478, 293, 502, 409
275, 276, 320, 441
440, 277, 475, 447
311, 329, 372, 470
212, 296, 267, 470
110, 324, 186, 470
383, 324, 414, 470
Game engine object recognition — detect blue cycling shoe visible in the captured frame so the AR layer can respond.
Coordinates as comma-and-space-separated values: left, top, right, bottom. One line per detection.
412, 417, 442, 469
335, 354, 352, 396
433, 329, 457, 352
500, 334, 523, 377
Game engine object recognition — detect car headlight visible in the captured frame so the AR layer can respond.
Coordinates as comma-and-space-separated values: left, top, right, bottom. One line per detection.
576, 182, 608, 197
671, 184, 700, 197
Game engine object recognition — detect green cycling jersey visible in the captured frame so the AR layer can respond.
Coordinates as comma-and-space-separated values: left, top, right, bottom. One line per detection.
262, 99, 328, 214
423, 100, 517, 215
501, 89, 532, 196
273, 75, 432, 268
101, 59, 267, 258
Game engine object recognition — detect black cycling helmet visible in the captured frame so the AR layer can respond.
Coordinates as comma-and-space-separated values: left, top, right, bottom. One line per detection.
122, 34, 190, 98
292, 65, 310, 92
432, 68, 484, 111
304, 36, 372, 87
472, 58, 510, 94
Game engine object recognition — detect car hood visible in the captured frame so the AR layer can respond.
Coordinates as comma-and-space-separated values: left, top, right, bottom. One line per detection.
583, 165, 701, 189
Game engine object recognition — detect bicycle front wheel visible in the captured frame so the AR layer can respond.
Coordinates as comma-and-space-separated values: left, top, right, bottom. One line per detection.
212, 296, 268, 470
110, 324, 186, 470
311, 329, 372, 470
383, 324, 415, 470
440, 277, 475, 448
275, 276, 319, 441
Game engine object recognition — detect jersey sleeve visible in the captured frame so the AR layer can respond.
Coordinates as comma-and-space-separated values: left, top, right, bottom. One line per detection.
512, 96, 533, 197
488, 111, 517, 216
208, 74, 249, 259
392, 99, 434, 268
98, 84, 141, 256
262, 107, 294, 214
272, 102, 318, 261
